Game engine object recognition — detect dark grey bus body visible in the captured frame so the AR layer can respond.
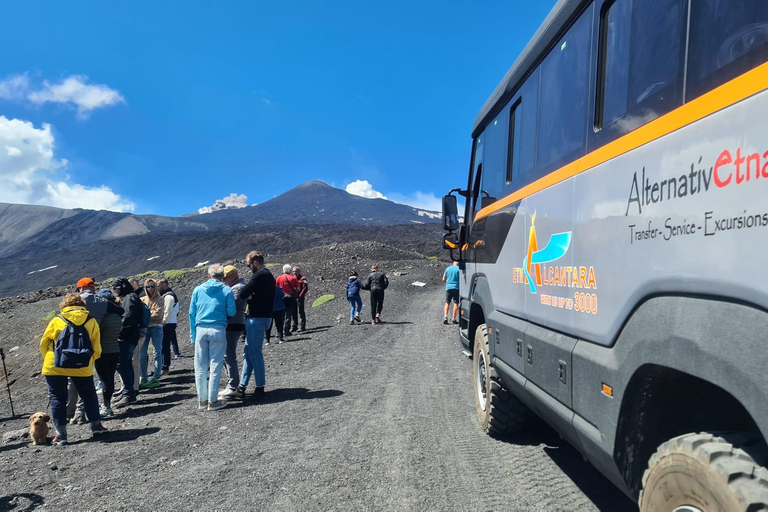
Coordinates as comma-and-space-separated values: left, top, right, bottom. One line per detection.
456, 0, 768, 501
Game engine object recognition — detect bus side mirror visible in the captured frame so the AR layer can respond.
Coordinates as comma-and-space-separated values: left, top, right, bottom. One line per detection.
442, 195, 459, 231
443, 232, 459, 250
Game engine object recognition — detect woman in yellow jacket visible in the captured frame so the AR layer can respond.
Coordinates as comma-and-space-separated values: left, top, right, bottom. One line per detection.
41, 293, 108, 445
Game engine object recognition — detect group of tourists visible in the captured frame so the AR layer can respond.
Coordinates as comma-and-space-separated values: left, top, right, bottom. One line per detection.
39, 251, 314, 443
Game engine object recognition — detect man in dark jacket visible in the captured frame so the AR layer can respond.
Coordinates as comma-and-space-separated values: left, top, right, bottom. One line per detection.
237, 251, 276, 400
292, 266, 308, 331
111, 277, 142, 408
363, 265, 389, 324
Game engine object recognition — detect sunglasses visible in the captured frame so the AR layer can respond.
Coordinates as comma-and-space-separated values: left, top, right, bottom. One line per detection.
146, 285, 156, 289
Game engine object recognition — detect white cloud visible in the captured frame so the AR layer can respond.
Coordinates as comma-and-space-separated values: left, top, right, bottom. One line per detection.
0, 116, 134, 212
260, 98, 272, 106
198, 193, 250, 214
387, 191, 443, 212
345, 180, 387, 200
0, 73, 124, 118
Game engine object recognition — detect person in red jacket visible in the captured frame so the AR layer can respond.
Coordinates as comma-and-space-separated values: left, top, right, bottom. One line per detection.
276, 264, 300, 336
292, 266, 308, 332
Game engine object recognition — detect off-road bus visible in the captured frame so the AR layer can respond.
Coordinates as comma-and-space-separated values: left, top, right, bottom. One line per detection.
442, 0, 768, 508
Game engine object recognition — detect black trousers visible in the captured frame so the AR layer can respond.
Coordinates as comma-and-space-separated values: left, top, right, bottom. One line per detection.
370, 290, 385, 320
267, 309, 285, 341
283, 296, 297, 333
94, 352, 119, 407
296, 297, 306, 329
162, 323, 178, 370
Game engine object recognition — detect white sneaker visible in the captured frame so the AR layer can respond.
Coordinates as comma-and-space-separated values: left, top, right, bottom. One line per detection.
218, 388, 241, 400
208, 401, 228, 411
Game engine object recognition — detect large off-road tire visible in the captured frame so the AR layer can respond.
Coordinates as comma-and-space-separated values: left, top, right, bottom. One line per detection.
639, 432, 768, 511
473, 323, 529, 437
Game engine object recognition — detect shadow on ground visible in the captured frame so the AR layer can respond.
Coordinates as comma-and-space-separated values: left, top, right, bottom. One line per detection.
98, 426, 161, 444
232, 387, 343, 407
498, 419, 636, 511
0, 492, 45, 511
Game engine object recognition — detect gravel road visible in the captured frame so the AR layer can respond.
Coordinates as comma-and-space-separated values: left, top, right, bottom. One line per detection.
0, 268, 635, 511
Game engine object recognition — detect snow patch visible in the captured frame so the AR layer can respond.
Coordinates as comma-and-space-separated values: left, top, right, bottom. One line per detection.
410, 281, 427, 287
27, 265, 57, 275
194, 261, 209, 268
416, 210, 440, 219
147, 255, 160, 261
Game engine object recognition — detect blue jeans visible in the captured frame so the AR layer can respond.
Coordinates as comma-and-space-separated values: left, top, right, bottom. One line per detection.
348, 295, 362, 319
140, 325, 164, 380
194, 325, 227, 403
240, 317, 270, 389
117, 340, 137, 397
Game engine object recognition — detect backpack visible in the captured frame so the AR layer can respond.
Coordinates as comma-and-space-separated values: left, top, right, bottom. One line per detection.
139, 301, 151, 328
54, 315, 93, 368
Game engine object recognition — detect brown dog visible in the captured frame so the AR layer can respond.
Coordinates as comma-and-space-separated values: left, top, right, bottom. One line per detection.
29, 412, 50, 445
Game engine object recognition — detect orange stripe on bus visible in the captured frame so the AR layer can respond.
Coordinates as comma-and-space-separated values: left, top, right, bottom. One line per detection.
474, 61, 768, 222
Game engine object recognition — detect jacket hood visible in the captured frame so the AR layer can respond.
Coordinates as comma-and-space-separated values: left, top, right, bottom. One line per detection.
201, 279, 227, 296
348, 276, 358, 281
60, 306, 90, 326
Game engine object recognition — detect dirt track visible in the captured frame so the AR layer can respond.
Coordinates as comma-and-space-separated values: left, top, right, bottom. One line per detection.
0, 268, 635, 511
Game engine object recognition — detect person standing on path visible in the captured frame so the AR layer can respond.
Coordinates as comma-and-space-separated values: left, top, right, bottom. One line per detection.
189, 264, 235, 411
237, 251, 275, 400
112, 278, 142, 409
140, 278, 164, 389
276, 264, 300, 336
363, 265, 389, 324
95, 289, 123, 418
442, 261, 460, 324
40, 293, 108, 444
292, 266, 308, 331
346, 271, 364, 325
218, 265, 247, 401
265, 284, 285, 345
157, 278, 181, 373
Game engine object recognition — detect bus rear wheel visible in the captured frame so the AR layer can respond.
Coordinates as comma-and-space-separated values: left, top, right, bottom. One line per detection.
473, 323, 528, 436
639, 432, 768, 511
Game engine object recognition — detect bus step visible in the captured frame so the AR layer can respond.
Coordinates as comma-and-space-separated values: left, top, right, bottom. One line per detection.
462, 350, 472, 358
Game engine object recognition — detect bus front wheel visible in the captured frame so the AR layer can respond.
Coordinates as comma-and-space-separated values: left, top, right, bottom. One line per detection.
639, 432, 768, 511
473, 323, 528, 436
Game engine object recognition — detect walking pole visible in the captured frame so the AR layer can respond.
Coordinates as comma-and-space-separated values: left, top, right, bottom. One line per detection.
0, 348, 14, 417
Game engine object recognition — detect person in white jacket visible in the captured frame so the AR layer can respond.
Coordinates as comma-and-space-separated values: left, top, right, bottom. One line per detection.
157, 278, 181, 375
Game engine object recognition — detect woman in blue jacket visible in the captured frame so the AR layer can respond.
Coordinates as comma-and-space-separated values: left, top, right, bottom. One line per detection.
346, 271, 363, 325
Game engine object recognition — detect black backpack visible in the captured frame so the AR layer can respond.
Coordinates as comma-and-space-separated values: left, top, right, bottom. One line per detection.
54, 315, 93, 368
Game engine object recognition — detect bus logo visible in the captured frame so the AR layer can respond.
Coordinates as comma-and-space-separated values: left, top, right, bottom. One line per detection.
522, 213, 572, 294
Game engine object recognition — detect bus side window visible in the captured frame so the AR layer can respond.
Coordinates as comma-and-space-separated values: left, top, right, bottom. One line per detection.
478, 108, 510, 208
595, 0, 685, 133
506, 70, 539, 189
537, 5, 593, 174
687, 0, 768, 101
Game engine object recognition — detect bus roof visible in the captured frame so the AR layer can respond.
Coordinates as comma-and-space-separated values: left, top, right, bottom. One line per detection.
471, 0, 586, 139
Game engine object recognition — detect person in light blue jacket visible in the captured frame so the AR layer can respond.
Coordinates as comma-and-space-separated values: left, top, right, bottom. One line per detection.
189, 264, 236, 411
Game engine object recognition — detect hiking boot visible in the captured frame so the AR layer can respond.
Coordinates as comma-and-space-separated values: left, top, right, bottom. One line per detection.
69, 413, 86, 425
443, 317, 449, 325
198, 401, 209, 411
144, 378, 161, 389
52, 434, 68, 446
207, 401, 228, 411
354, 316, 361, 323
99, 406, 115, 418
91, 424, 109, 436
452, 319, 459, 325
113, 394, 137, 409
218, 388, 241, 401
251, 387, 265, 400
236, 386, 247, 400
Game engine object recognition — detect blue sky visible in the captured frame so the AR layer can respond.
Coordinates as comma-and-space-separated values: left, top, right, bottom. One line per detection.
0, 1, 553, 216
